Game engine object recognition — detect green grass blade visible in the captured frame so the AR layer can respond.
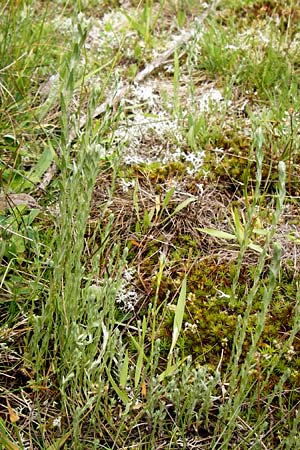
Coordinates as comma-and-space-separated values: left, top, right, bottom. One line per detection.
135, 316, 147, 388
168, 275, 187, 362
119, 349, 129, 389
161, 186, 175, 213
231, 207, 244, 245
106, 368, 130, 406
197, 227, 236, 240
172, 196, 197, 216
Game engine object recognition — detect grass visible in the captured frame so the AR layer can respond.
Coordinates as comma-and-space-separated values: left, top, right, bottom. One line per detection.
1, 0, 300, 448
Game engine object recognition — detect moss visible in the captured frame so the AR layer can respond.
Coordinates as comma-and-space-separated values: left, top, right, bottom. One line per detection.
146, 254, 300, 387
132, 161, 187, 187
235, 1, 300, 32
200, 126, 300, 195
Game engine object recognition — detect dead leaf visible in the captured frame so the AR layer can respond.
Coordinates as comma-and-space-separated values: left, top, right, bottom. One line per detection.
6, 398, 19, 423
141, 380, 147, 398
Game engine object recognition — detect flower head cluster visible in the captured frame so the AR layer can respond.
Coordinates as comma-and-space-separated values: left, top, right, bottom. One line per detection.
116, 267, 139, 312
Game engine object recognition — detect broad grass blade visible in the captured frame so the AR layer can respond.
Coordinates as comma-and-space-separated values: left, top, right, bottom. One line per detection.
168, 276, 187, 362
